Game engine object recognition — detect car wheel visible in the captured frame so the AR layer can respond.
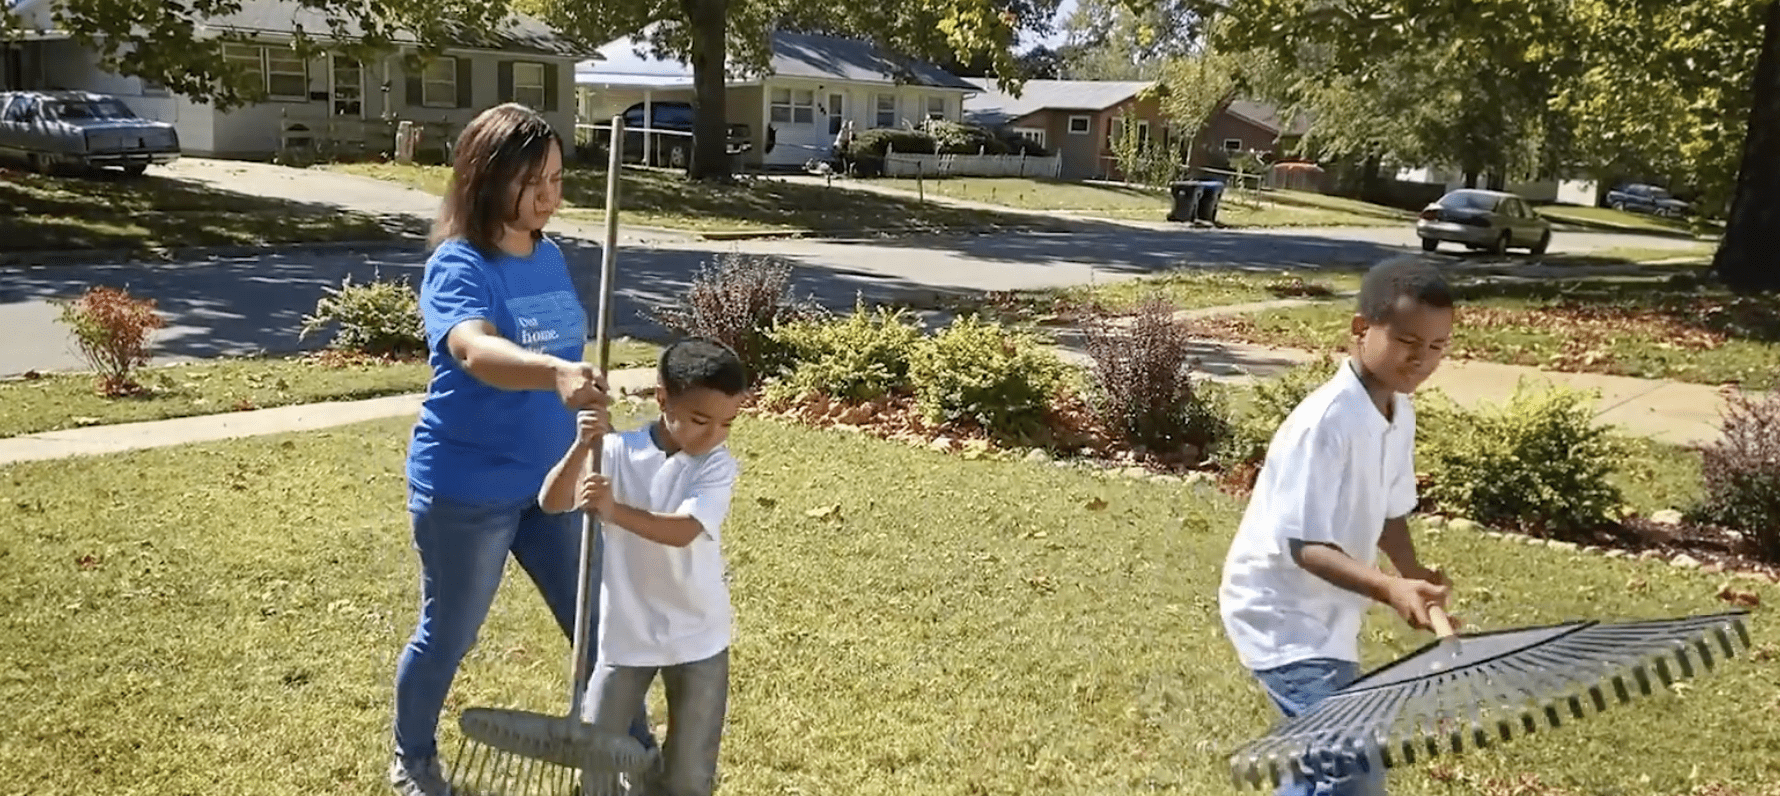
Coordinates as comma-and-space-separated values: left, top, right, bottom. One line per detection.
668, 144, 688, 170
122, 164, 148, 178
1494, 231, 1511, 255
1421, 237, 1438, 253
28, 153, 51, 175
1531, 229, 1551, 255
1610, 200, 1626, 212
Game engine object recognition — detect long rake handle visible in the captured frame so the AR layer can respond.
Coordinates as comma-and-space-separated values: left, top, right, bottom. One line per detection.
568, 114, 627, 719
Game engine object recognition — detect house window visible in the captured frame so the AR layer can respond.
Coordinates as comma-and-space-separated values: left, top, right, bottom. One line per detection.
220, 43, 307, 101
222, 43, 265, 93
331, 56, 362, 116
770, 87, 814, 125
422, 57, 458, 108
925, 95, 946, 120
512, 61, 546, 109
874, 94, 897, 127
1223, 138, 1244, 152
1067, 115, 1090, 134
1011, 126, 1045, 149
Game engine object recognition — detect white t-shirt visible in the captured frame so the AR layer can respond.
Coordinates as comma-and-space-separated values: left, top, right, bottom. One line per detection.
596, 426, 739, 668
1218, 358, 1419, 672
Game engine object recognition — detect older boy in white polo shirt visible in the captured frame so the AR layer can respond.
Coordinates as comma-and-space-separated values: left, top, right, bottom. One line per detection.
540, 338, 749, 796
1219, 259, 1459, 796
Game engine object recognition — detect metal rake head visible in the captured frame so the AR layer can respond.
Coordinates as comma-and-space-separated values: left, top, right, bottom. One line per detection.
1228, 610, 1754, 790
452, 707, 656, 796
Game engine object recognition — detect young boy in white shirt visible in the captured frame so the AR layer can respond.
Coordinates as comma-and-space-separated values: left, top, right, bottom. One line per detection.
1218, 259, 1459, 796
540, 338, 749, 796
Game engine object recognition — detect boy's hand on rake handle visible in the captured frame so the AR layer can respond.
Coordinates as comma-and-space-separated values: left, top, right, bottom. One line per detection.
1385, 576, 1455, 634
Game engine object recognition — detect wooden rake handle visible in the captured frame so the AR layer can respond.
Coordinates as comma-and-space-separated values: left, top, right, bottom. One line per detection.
1429, 605, 1457, 639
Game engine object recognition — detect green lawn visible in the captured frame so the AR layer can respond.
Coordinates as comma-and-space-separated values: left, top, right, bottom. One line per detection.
1191, 277, 1780, 389
1, 406, 1774, 795
0, 168, 410, 253
332, 164, 1056, 236
0, 339, 661, 438
864, 177, 1409, 228
1537, 205, 1723, 238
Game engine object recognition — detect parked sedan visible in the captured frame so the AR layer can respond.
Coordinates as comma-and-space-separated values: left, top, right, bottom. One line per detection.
1415, 188, 1552, 255
0, 90, 180, 176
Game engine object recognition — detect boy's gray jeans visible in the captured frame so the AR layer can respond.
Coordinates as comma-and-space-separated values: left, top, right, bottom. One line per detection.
582, 648, 730, 796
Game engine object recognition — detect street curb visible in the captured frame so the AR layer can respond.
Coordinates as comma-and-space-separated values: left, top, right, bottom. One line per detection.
0, 238, 424, 267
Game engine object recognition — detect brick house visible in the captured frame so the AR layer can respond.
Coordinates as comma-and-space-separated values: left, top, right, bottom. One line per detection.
963, 79, 1309, 181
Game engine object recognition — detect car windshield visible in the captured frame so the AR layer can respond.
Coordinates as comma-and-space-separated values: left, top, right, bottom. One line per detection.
1438, 191, 1499, 211
48, 99, 137, 120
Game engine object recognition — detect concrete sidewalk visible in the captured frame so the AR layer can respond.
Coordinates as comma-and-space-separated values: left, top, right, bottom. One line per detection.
0, 368, 660, 466
0, 343, 1738, 468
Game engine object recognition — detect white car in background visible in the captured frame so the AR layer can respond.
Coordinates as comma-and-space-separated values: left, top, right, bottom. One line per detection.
1415, 188, 1553, 255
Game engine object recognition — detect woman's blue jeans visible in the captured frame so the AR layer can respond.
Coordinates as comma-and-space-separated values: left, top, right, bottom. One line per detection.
393, 489, 654, 761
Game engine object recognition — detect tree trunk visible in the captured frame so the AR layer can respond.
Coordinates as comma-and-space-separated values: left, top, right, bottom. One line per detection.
1714, 0, 1780, 293
1486, 172, 1506, 191
684, 0, 731, 181
1462, 171, 1478, 189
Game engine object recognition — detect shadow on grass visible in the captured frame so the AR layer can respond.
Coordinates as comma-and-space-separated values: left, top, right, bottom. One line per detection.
0, 168, 416, 252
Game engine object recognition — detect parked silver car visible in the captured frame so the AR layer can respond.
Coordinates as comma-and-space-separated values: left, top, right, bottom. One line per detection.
0, 90, 180, 176
1415, 188, 1552, 255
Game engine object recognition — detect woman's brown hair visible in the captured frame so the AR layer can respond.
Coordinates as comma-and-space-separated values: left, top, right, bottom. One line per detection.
430, 102, 563, 254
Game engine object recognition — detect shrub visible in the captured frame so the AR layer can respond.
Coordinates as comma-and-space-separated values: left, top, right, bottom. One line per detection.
1417, 382, 1624, 537
1691, 389, 1780, 562
848, 128, 935, 158
647, 251, 826, 385
923, 120, 1011, 156
1082, 297, 1223, 454
908, 315, 1065, 439
298, 272, 426, 359
1209, 355, 1341, 479
765, 298, 924, 404
55, 285, 167, 396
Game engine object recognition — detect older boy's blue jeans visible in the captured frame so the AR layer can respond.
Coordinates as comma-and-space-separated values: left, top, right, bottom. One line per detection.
1252, 658, 1386, 796
393, 490, 655, 761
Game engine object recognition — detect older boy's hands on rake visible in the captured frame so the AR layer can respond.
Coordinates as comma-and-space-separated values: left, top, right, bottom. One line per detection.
1385, 571, 1458, 634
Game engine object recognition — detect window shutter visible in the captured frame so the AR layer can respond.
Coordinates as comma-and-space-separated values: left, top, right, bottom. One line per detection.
497, 60, 513, 103
404, 67, 421, 108
543, 63, 559, 112
455, 56, 473, 108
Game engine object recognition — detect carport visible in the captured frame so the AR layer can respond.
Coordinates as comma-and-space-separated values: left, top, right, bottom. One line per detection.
573, 37, 764, 167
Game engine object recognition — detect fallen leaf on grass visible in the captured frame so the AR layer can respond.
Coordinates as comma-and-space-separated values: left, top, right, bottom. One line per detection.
75, 554, 99, 570
804, 504, 842, 520
755, 497, 777, 509
1084, 497, 1108, 511
1716, 582, 1761, 608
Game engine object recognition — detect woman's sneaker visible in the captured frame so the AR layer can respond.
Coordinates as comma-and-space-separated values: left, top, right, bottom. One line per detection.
389, 755, 453, 796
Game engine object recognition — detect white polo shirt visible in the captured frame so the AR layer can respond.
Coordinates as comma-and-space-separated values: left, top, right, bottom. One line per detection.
597, 426, 739, 668
1218, 359, 1419, 672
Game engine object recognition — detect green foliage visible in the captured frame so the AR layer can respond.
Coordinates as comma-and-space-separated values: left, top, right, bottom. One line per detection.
1207, 355, 1339, 474
298, 272, 426, 359
1690, 389, 1780, 562
765, 299, 925, 404
908, 315, 1066, 438
850, 128, 938, 157
1107, 109, 1177, 187
1417, 383, 1625, 537
924, 120, 1012, 155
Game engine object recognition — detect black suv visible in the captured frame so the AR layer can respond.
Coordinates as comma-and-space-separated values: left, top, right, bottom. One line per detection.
618, 101, 753, 168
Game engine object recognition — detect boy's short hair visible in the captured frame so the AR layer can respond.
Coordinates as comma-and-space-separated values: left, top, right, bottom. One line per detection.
658, 338, 748, 398
1357, 259, 1454, 324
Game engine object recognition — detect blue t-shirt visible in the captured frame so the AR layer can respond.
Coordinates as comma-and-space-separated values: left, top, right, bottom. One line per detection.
406, 236, 587, 503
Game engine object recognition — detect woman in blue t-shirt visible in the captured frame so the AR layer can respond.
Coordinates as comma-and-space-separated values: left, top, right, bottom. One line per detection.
388, 103, 652, 796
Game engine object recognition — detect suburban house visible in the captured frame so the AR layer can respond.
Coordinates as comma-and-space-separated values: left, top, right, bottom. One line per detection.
963, 78, 1310, 181
1, 0, 592, 159
576, 28, 980, 169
